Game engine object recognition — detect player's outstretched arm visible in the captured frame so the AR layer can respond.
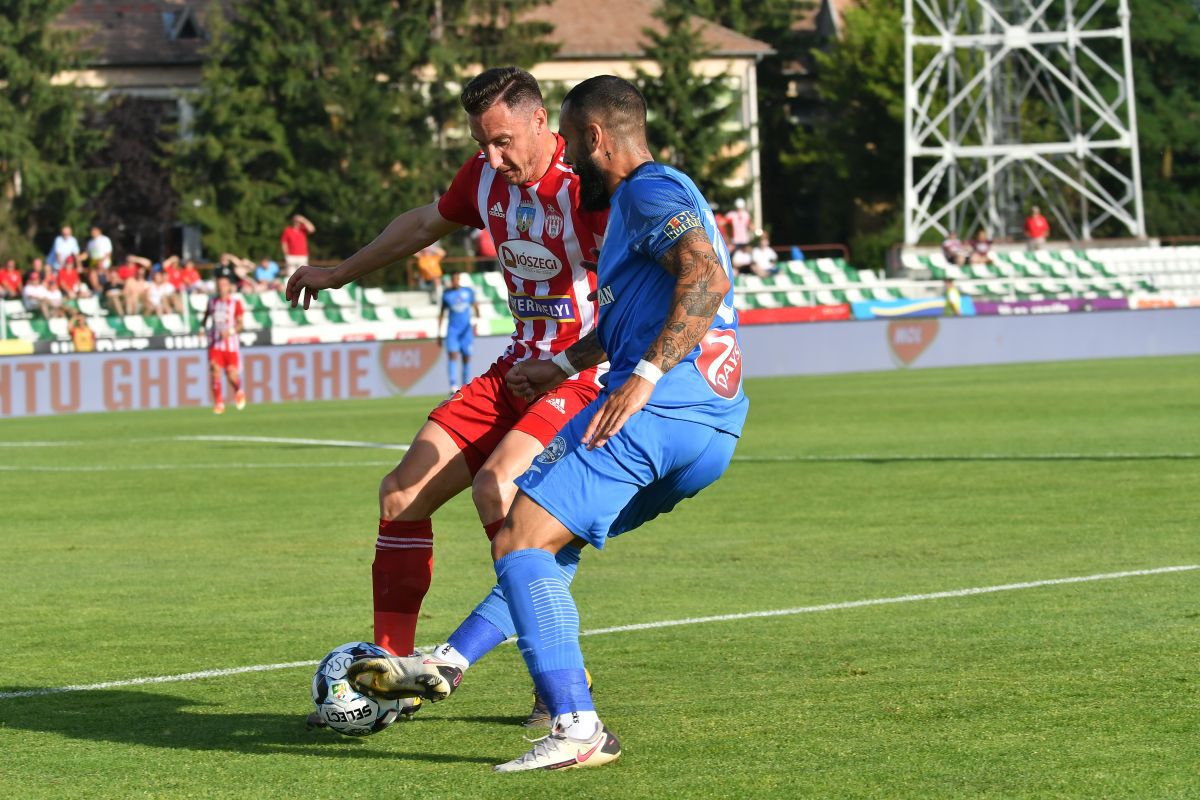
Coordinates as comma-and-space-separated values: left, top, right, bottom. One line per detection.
285, 203, 460, 310
507, 330, 608, 401
582, 227, 728, 449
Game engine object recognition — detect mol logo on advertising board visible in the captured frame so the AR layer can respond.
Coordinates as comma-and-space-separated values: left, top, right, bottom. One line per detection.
379, 341, 442, 391
887, 319, 939, 366
499, 240, 563, 282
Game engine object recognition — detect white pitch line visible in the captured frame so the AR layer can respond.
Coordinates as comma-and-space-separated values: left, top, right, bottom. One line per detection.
732, 452, 1198, 463
0, 462, 398, 473
1, 563, 1194, 701
0, 440, 83, 447
176, 435, 410, 451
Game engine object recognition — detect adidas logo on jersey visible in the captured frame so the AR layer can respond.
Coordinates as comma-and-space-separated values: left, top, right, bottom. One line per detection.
489, 202, 505, 218
547, 397, 567, 414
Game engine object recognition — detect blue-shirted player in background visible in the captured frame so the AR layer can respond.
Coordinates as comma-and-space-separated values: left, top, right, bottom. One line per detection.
439, 272, 480, 393
347, 75, 749, 772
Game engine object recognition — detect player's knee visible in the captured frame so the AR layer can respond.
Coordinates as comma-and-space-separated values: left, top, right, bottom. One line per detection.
471, 465, 508, 514
379, 470, 418, 519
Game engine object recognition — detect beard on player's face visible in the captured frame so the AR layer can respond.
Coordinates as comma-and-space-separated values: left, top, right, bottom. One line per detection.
574, 150, 610, 212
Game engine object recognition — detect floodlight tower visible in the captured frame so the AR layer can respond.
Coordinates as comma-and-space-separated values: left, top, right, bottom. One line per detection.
902, 0, 1146, 245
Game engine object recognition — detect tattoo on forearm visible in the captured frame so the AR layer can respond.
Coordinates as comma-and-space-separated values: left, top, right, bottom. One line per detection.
567, 329, 608, 369
642, 227, 729, 374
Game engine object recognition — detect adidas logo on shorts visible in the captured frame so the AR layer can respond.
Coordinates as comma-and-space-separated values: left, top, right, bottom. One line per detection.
547, 397, 567, 414
489, 202, 505, 218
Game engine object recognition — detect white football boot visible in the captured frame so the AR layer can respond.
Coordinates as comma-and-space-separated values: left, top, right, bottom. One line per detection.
493, 722, 622, 772
347, 651, 463, 702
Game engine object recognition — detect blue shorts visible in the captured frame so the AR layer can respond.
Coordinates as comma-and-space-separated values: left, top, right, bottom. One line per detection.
445, 326, 473, 356
515, 399, 739, 549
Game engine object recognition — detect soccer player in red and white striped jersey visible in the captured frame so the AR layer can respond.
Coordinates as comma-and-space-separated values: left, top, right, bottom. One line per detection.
202, 271, 246, 414
286, 68, 607, 677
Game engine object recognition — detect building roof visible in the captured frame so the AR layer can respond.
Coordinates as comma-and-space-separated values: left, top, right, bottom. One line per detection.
58, 1, 217, 67
58, 0, 771, 69
529, 0, 773, 59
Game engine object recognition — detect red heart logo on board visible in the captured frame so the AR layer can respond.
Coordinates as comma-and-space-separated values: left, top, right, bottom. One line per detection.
379, 341, 442, 391
887, 319, 939, 366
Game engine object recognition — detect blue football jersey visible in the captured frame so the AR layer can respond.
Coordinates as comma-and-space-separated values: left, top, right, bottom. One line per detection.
442, 286, 475, 332
594, 163, 748, 436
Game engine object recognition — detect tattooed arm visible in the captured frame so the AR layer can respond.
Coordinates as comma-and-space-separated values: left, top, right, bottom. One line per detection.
581, 227, 729, 449
639, 226, 729, 374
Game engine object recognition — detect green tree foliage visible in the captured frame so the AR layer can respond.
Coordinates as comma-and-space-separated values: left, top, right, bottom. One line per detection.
783, 0, 904, 266
87, 97, 179, 259
1130, 0, 1200, 236
635, 3, 747, 208
174, 0, 555, 261
0, 0, 103, 259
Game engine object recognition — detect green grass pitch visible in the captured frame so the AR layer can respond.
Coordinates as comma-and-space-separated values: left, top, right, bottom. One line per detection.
1, 355, 1198, 799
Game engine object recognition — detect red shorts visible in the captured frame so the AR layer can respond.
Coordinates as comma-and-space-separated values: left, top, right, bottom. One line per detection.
428, 358, 600, 474
208, 349, 240, 370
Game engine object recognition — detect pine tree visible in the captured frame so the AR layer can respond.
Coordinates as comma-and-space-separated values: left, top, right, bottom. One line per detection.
173, 0, 557, 261
0, 0, 104, 259
635, 3, 747, 208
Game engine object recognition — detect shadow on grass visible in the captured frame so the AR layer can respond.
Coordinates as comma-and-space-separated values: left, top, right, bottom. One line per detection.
0, 688, 494, 764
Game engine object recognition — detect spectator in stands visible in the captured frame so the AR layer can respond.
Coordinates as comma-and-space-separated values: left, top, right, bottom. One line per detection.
727, 198, 753, 250
471, 227, 498, 271
0, 259, 22, 299
103, 264, 126, 315
969, 228, 994, 266
941, 232, 968, 266
750, 234, 778, 277
415, 242, 445, 302
944, 277, 962, 316
179, 259, 205, 292
21, 270, 51, 316
1024, 206, 1050, 250
69, 313, 95, 352
147, 268, 182, 315
57, 256, 88, 300
86, 226, 114, 270
219, 253, 254, 289
123, 265, 151, 315
280, 213, 315, 277
48, 225, 80, 270
43, 276, 65, 316
731, 245, 755, 276
253, 257, 283, 292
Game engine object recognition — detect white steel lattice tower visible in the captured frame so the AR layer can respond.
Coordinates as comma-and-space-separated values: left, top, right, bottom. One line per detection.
902, 0, 1146, 245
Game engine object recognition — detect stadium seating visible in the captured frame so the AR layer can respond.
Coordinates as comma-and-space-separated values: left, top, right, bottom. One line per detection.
5, 246, 1200, 344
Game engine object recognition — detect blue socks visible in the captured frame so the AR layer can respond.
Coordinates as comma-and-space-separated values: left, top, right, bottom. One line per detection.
444, 544, 583, 666
447, 356, 458, 387
495, 548, 593, 716
460, 357, 470, 386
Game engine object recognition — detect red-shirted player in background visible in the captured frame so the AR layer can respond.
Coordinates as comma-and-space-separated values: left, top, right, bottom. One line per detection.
202, 270, 246, 415
287, 67, 606, 724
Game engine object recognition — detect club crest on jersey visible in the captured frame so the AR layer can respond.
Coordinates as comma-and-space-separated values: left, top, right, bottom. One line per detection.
509, 293, 576, 322
499, 240, 564, 280
544, 205, 564, 238
536, 436, 567, 464
663, 209, 702, 241
516, 200, 536, 233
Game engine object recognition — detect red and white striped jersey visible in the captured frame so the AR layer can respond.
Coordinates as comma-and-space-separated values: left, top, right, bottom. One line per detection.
437, 133, 607, 369
206, 295, 244, 353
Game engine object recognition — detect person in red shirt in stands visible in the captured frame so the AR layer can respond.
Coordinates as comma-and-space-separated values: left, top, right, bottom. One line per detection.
0, 259, 22, 299
1024, 205, 1050, 250
280, 214, 316, 277
57, 256, 87, 300
179, 259, 204, 292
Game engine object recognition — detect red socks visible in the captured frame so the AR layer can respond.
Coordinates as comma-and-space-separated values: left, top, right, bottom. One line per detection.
372, 518, 433, 656
211, 373, 223, 405
483, 518, 504, 542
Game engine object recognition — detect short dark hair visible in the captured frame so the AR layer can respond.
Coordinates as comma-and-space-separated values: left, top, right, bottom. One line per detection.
561, 75, 647, 138
460, 67, 543, 116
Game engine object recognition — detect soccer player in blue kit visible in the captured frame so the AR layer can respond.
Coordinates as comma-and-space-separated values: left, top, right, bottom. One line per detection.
347, 75, 749, 772
438, 272, 480, 392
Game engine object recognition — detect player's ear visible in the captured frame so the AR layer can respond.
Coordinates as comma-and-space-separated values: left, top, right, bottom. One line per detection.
587, 122, 603, 154
531, 106, 548, 133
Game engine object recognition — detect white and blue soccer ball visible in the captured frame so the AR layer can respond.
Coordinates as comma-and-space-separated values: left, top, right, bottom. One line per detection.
311, 641, 404, 736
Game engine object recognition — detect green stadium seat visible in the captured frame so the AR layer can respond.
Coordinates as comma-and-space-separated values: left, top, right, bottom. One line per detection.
122, 315, 154, 337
